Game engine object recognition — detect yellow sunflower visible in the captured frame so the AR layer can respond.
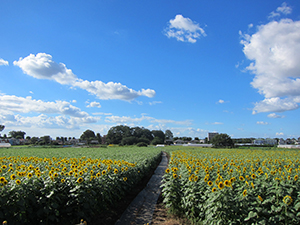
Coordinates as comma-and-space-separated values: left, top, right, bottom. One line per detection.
218, 181, 224, 190
283, 195, 293, 205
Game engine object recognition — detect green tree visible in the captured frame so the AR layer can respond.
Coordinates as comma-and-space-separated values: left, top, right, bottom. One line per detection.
8, 131, 26, 139
151, 136, 164, 145
151, 130, 165, 143
165, 129, 174, 140
0, 125, 4, 132
106, 125, 131, 144
211, 133, 234, 148
40, 136, 51, 145
80, 129, 96, 144
30, 137, 39, 145
96, 133, 102, 144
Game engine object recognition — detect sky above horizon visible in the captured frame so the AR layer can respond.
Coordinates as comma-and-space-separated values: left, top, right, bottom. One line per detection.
1, 1, 300, 139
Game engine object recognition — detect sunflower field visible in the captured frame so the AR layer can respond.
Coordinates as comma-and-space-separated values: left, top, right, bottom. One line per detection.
161, 148, 300, 225
0, 146, 162, 224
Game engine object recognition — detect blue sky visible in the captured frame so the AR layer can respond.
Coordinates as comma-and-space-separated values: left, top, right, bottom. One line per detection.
0, 0, 300, 139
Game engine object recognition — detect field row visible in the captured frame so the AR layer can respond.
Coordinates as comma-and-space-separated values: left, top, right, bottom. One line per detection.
161, 149, 300, 224
0, 146, 162, 225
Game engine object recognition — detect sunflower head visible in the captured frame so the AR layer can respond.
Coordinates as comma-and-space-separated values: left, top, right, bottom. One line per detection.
283, 195, 293, 205
224, 180, 231, 187
243, 189, 247, 197
218, 181, 224, 190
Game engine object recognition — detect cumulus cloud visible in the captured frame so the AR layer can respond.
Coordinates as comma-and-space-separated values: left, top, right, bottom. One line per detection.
269, 2, 292, 19
149, 101, 162, 105
0, 114, 97, 130
86, 101, 101, 108
241, 15, 300, 113
14, 53, 155, 101
252, 97, 299, 114
276, 132, 284, 136
267, 113, 285, 118
0, 94, 91, 118
164, 14, 206, 43
0, 58, 9, 66
256, 121, 269, 125
104, 114, 192, 126
212, 122, 223, 125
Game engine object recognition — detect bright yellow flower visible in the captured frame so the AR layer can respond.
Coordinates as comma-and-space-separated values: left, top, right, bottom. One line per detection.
258, 195, 263, 202
10, 174, 16, 180
283, 195, 293, 205
77, 177, 83, 183
212, 187, 217, 192
243, 189, 247, 197
294, 175, 298, 181
218, 181, 224, 190
224, 180, 231, 187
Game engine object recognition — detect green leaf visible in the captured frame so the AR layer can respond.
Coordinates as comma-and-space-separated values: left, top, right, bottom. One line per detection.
244, 211, 257, 221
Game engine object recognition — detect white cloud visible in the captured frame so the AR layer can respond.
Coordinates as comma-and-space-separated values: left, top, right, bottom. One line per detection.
104, 114, 192, 126
269, 2, 292, 19
86, 101, 101, 108
252, 97, 299, 114
276, 132, 284, 136
0, 58, 9, 66
241, 18, 300, 113
267, 113, 285, 118
217, 99, 225, 104
149, 101, 162, 105
256, 121, 269, 125
92, 112, 112, 116
14, 53, 155, 101
212, 122, 223, 125
1, 114, 98, 130
164, 14, 206, 43
0, 94, 90, 118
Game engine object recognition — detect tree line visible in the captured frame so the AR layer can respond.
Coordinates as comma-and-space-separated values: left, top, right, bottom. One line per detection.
0, 124, 174, 146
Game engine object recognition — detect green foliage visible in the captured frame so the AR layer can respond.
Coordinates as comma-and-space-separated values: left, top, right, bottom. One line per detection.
161, 148, 300, 224
8, 131, 26, 139
0, 146, 162, 224
211, 133, 234, 148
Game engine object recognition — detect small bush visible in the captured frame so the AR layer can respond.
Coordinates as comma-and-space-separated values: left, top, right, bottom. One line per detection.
137, 142, 148, 147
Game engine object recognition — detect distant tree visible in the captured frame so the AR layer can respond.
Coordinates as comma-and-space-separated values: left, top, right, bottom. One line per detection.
40, 136, 51, 145
121, 136, 138, 146
194, 137, 200, 141
211, 133, 234, 148
80, 129, 96, 144
165, 130, 174, 140
151, 130, 165, 143
31, 137, 39, 145
151, 137, 164, 145
9, 131, 26, 139
0, 125, 5, 132
3, 134, 7, 138
96, 133, 102, 144
106, 125, 131, 144
131, 127, 153, 141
